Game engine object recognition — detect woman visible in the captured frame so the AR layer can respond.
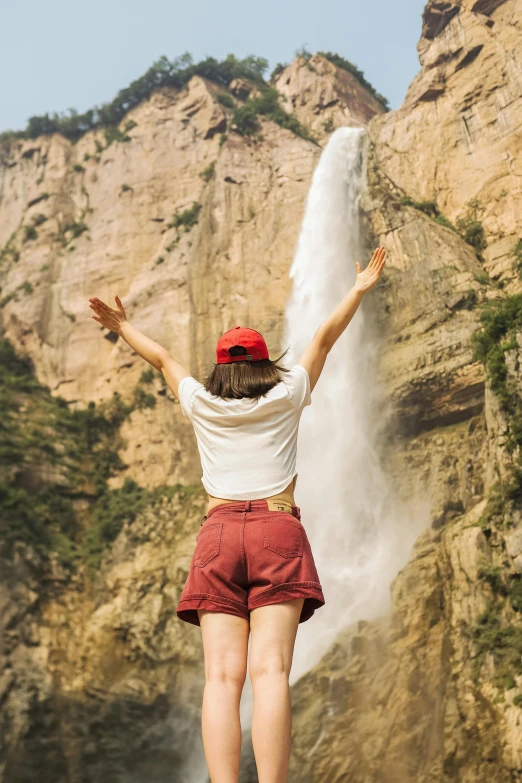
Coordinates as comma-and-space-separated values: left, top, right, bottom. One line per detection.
88, 245, 386, 782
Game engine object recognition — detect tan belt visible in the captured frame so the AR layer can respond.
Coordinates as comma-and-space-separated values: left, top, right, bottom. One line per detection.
266, 498, 295, 513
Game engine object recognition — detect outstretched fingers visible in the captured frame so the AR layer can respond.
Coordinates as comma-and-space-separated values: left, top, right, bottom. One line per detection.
89, 297, 115, 316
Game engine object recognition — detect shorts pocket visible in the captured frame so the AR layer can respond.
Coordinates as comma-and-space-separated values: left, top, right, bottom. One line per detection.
194, 523, 222, 567
263, 516, 303, 558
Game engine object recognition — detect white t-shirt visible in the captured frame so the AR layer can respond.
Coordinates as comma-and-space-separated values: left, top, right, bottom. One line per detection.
177, 364, 311, 500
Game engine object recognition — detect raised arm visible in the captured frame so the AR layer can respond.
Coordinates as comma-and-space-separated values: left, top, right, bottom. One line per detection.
297, 246, 386, 393
88, 295, 190, 398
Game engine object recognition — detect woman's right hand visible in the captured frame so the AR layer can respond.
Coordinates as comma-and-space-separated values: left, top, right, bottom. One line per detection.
354, 246, 386, 294
88, 295, 127, 333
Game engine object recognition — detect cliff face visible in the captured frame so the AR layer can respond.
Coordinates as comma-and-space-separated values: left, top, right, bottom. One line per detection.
1, 0, 522, 778
283, 1, 522, 780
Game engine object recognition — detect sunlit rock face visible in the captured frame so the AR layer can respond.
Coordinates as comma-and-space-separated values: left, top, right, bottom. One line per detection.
2, 0, 522, 777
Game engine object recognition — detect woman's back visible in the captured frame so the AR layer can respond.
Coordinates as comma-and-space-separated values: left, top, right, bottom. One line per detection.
177, 364, 311, 501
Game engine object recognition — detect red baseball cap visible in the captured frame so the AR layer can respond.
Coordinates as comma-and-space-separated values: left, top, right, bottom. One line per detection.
216, 326, 269, 364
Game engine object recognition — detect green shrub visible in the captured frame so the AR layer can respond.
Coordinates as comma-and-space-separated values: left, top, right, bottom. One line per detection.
139, 369, 154, 383
73, 164, 85, 173
473, 270, 490, 285
63, 221, 88, 239
0, 234, 20, 265
155, 256, 164, 265
217, 93, 235, 109
455, 198, 487, 253
434, 215, 455, 230
471, 293, 522, 502
104, 126, 131, 146
400, 197, 456, 232
121, 183, 133, 193
231, 85, 315, 142
23, 225, 37, 242
514, 694, 522, 706
32, 213, 47, 226
270, 62, 287, 80
323, 118, 334, 133
219, 133, 228, 147
511, 240, 522, 275
478, 561, 506, 595
318, 51, 390, 111
132, 387, 157, 409
20, 281, 33, 295
168, 202, 202, 232
470, 599, 522, 689
200, 161, 216, 182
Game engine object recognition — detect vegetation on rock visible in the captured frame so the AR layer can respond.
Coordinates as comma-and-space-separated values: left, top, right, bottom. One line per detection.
0, 337, 198, 574
231, 85, 315, 142
0, 53, 269, 144
0, 49, 389, 148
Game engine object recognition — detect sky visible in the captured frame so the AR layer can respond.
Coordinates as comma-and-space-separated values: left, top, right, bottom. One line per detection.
1, 0, 427, 133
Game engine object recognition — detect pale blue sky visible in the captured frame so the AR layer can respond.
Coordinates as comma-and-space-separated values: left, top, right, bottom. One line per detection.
1, 0, 427, 132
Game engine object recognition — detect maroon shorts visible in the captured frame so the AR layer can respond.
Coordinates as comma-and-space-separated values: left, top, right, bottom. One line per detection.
176, 499, 325, 626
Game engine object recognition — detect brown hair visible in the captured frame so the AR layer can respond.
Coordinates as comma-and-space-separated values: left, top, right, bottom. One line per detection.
203, 345, 291, 400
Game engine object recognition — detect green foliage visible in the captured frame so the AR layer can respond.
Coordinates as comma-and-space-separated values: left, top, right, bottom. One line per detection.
219, 133, 228, 148
73, 163, 85, 173
514, 694, 522, 706
511, 240, 522, 275
399, 197, 456, 230
155, 256, 164, 265
200, 161, 216, 182
132, 387, 157, 409
104, 126, 132, 146
32, 213, 47, 227
139, 369, 154, 383
216, 93, 235, 109
0, 336, 206, 574
270, 62, 287, 81
168, 202, 202, 232
20, 281, 33, 295
478, 560, 506, 595
121, 183, 133, 193
469, 599, 522, 691
318, 51, 390, 111
0, 234, 20, 265
2, 53, 269, 144
455, 290, 478, 310
455, 198, 487, 254
62, 221, 88, 244
231, 85, 315, 142
471, 293, 522, 503
473, 270, 491, 285
295, 45, 312, 61
323, 118, 335, 133
23, 225, 37, 242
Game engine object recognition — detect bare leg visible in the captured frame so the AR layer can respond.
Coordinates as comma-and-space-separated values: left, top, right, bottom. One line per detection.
248, 598, 305, 783
198, 610, 250, 783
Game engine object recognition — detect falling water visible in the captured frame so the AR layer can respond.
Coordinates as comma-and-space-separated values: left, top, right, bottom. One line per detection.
278, 127, 429, 681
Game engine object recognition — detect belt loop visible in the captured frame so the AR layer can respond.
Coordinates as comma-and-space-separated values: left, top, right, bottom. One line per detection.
245, 500, 251, 512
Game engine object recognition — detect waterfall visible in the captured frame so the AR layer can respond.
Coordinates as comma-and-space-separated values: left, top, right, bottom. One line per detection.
278, 127, 429, 681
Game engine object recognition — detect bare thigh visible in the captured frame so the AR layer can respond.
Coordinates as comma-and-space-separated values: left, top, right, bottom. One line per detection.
248, 599, 305, 679
198, 610, 250, 682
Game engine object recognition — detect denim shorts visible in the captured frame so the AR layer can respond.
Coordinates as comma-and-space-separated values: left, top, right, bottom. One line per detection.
176, 499, 325, 626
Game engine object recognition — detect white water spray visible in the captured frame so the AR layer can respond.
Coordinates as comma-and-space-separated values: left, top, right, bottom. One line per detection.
279, 127, 429, 680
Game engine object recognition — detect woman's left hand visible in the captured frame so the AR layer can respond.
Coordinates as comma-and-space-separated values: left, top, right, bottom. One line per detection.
354, 246, 386, 294
88, 295, 127, 333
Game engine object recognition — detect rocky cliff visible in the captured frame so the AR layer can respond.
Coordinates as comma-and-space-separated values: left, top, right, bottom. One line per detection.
1, 0, 522, 780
